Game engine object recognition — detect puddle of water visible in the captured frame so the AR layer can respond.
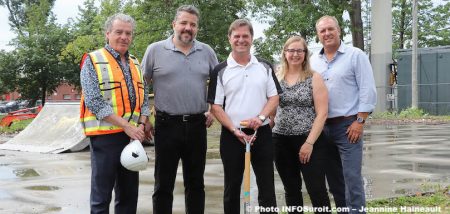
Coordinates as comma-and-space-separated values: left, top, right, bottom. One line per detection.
0, 123, 449, 213
363, 124, 450, 200
0, 189, 11, 199
0, 166, 18, 179
0, 167, 40, 179
24, 185, 60, 191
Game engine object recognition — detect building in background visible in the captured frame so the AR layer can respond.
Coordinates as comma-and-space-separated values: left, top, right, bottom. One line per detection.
1, 83, 80, 102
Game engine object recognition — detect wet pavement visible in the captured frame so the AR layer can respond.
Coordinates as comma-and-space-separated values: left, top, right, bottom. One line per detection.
363, 124, 450, 200
0, 124, 449, 213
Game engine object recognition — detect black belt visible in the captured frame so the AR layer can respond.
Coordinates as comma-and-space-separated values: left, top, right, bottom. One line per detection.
156, 111, 204, 122
326, 115, 356, 124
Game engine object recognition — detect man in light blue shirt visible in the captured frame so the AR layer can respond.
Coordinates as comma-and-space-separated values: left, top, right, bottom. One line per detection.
310, 15, 377, 214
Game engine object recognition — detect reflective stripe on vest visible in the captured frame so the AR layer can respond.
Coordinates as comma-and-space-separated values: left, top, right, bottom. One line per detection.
80, 48, 144, 136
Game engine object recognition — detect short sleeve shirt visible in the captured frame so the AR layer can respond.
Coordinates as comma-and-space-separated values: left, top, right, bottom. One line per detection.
208, 54, 282, 127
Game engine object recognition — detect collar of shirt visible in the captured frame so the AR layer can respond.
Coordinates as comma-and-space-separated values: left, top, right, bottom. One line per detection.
163, 35, 203, 53
313, 41, 376, 117
104, 44, 130, 61
226, 53, 259, 69
318, 41, 346, 61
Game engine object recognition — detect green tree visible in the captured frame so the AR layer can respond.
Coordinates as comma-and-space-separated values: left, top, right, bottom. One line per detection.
361, 0, 371, 54
60, 0, 109, 89
248, 0, 350, 62
61, 0, 126, 89
0, 50, 20, 95
423, 2, 450, 47
125, 0, 176, 59
349, 0, 364, 51
1, 0, 71, 105
0, 0, 55, 36
128, 0, 246, 61
196, 0, 246, 61
392, 0, 450, 50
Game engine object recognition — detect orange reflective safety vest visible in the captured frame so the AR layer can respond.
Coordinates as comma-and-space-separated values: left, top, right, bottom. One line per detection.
80, 48, 145, 136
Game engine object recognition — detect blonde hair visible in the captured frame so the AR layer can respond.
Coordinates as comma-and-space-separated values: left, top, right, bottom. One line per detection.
277, 36, 313, 83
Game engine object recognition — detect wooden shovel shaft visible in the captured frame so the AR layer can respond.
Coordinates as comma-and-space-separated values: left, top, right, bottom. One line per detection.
243, 142, 251, 213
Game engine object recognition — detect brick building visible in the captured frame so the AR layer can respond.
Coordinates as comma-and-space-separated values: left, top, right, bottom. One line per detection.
1, 83, 80, 102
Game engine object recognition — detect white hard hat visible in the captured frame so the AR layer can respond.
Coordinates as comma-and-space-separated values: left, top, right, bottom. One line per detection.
120, 140, 149, 171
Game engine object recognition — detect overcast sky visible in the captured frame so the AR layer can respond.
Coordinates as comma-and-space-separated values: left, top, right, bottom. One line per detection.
0, 0, 86, 51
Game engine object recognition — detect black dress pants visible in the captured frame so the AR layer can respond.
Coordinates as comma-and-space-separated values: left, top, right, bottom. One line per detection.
220, 125, 277, 214
273, 133, 331, 214
90, 132, 139, 214
152, 113, 207, 214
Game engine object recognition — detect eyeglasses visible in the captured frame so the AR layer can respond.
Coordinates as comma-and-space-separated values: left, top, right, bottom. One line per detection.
285, 49, 306, 54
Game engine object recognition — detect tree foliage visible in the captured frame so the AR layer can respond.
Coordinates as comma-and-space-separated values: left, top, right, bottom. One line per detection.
361, 0, 371, 54
61, 0, 246, 79
392, 0, 450, 50
2, 0, 449, 103
0, 50, 19, 95
0, 0, 56, 36
60, 0, 121, 89
248, 0, 350, 62
349, 0, 364, 51
127, 0, 246, 61
0, 0, 71, 105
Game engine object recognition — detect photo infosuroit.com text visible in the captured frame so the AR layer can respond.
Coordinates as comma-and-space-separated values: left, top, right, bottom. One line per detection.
251, 205, 442, 213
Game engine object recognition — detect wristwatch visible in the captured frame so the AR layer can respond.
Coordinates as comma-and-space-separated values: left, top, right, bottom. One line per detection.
258, 115, 266, 122
356, 117, 365, 124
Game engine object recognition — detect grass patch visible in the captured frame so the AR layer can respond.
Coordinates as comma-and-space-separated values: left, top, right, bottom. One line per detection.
367, 190, 449, 214
277, 186, 449, 214
0, 115, 34, 134
372, 107, 450, 120
206, 121, 221, 157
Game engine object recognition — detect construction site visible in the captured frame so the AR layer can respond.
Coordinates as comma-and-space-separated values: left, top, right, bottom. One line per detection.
0, 101, 449, 213
1, 0, 449, 213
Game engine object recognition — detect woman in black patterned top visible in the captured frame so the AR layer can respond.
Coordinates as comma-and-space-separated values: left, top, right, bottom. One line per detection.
270, 36, 332, 213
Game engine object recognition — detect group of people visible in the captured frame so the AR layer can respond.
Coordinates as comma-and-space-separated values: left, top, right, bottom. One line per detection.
80, 4, 376, 214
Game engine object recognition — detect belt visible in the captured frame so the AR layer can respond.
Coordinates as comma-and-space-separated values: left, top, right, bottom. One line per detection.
326, 115, 356, 124
156, 111, 204, 122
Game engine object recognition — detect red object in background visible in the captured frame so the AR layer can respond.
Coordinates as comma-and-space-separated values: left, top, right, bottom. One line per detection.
0, 106, 42, 127
80, 53, 88, 69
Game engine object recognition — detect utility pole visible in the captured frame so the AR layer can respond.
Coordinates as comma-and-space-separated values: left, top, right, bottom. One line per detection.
411, 0, 418, 108
371, 0, 392, 113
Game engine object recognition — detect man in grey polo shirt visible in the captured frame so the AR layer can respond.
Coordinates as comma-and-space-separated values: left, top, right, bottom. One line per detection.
141, 5, 218, 213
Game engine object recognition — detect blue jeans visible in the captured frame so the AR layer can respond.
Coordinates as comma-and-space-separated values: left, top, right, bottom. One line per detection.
324, 118, 365, 214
